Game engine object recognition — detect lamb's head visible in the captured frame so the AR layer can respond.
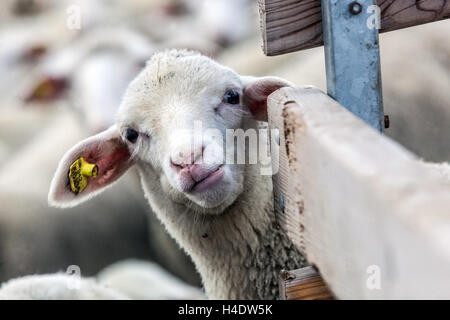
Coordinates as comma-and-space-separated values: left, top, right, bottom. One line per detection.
49, 49, 291, 214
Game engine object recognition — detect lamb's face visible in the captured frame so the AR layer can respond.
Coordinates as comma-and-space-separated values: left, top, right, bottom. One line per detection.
117, 52, 247, 212
48, 50, 291, 213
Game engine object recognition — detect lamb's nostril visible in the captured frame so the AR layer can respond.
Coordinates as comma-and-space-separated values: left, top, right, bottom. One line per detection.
193, 148, 205, 164
171, 147, 205, 170
170, 158, 186, 170
170, 156, 195, 170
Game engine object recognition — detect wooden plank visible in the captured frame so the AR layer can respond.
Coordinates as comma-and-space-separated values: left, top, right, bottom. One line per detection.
268, 86, 450, 299
279, 266, 334, 300
259, 0, 450, 55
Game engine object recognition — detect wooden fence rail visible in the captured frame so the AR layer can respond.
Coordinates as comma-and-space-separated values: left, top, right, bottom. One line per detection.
260, 0, 450, 55
279, 266, 334, 300
269, 86, 450, 299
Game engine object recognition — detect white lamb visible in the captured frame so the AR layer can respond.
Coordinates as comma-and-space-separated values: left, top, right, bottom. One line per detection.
49, 49, 307, 299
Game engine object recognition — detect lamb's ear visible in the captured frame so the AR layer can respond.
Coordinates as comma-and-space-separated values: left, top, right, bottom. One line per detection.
241, 76, 293, 121
49, 125, 134, 208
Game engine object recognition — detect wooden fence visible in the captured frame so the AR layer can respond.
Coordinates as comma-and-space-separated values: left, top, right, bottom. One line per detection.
258, 0, 450, 299
269, 86, 450, 299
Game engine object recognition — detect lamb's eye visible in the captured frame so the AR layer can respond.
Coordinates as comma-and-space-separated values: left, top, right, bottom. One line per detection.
124, 128, 139, 143
223, 89, 239, 104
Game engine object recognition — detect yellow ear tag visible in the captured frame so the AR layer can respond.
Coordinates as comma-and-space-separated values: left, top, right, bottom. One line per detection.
69, 157, 98, 195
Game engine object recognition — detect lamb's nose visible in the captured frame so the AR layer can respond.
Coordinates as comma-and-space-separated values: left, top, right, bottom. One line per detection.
170, 147, 204, 170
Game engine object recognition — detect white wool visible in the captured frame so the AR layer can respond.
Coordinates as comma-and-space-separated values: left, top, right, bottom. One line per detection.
98, 260, 205, 300
0, 274, 127, 300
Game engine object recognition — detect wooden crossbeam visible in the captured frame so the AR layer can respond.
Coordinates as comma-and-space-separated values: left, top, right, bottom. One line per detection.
259, 0, 450, 55
268, 86, 450, 299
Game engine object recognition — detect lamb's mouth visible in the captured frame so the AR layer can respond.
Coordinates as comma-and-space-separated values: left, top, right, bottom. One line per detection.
191, 166, 225, 193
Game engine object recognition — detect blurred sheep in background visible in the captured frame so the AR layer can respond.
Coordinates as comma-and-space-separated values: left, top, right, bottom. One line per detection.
0, 259, 205, 300
0, 273, 128, 300
97, 260, 205, 300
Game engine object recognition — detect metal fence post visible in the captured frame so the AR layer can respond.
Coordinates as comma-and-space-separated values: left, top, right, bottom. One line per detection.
321, 0, 384, 132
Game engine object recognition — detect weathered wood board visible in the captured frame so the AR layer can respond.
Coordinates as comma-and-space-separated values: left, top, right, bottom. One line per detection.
259, 0, 450, 55
279, 266, 334, 300
268, 86, 450, 299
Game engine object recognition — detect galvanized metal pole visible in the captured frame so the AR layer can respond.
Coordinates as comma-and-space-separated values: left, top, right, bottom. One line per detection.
321, 0, 384, 132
